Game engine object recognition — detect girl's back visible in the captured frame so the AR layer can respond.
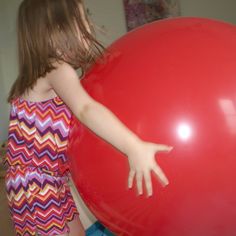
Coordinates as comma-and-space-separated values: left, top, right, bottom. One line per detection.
5, 68, 78, 235
5, 76, 72, 175
20, 75, 58, 102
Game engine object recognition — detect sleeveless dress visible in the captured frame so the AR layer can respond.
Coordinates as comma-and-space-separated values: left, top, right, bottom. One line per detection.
4, 96, 79, 236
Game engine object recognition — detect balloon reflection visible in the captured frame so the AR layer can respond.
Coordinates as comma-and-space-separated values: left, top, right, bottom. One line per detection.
177, 123, 192, 141
219, 99, 236, 134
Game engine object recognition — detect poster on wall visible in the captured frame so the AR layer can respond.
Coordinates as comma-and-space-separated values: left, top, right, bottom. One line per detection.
123, 0, 180, 31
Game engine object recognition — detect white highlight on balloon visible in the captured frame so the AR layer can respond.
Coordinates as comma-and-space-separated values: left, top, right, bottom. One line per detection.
219, 99, 236, 134
177, 123, 192, 140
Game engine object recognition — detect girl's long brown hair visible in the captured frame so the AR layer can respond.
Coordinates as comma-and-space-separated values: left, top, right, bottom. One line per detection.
8, 0, 105, 103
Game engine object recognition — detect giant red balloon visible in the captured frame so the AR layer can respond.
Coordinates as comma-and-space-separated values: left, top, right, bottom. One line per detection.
67, 18, 236, 235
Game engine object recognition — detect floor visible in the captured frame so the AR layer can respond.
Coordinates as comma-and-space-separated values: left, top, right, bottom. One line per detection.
0, 178, 15, 236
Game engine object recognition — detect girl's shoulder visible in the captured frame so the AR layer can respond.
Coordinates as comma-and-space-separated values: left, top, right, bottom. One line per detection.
48, 61, 78, 81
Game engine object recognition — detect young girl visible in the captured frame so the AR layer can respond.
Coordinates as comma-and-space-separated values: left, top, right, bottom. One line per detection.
4, 0, 172, 235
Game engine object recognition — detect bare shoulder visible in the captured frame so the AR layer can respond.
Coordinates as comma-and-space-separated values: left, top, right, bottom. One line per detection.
47, 61, 78, 83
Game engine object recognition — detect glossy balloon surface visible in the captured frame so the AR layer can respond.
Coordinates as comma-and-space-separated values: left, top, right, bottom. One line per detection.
68, 18, 236, 235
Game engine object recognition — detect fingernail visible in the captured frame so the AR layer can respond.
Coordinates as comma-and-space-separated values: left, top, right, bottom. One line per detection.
161, 180, 169, 187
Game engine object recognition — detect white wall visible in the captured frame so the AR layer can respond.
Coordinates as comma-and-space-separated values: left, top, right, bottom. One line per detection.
0, 0, 19, 143
85, 0, 127, 46
0, 55, 9, 140
180, 0, 236, 24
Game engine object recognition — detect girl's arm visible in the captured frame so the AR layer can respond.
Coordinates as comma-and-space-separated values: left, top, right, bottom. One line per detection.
48, 62, 172, 197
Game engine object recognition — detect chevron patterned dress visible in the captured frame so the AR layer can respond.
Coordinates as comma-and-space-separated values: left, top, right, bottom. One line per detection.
4, 96, 79, 236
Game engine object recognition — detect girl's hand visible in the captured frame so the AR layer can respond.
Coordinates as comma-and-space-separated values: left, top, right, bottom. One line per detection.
127, 141, 173, 197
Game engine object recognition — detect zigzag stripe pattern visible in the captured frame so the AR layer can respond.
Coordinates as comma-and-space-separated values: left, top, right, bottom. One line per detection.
5, 97, 79, 235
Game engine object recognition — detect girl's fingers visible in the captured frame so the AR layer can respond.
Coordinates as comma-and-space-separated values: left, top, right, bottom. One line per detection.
144, 171, 152, 197
155, 144, 173, 153
153, 163, 169, 187
136, 171, 143, 195
128, 169, 135, 189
